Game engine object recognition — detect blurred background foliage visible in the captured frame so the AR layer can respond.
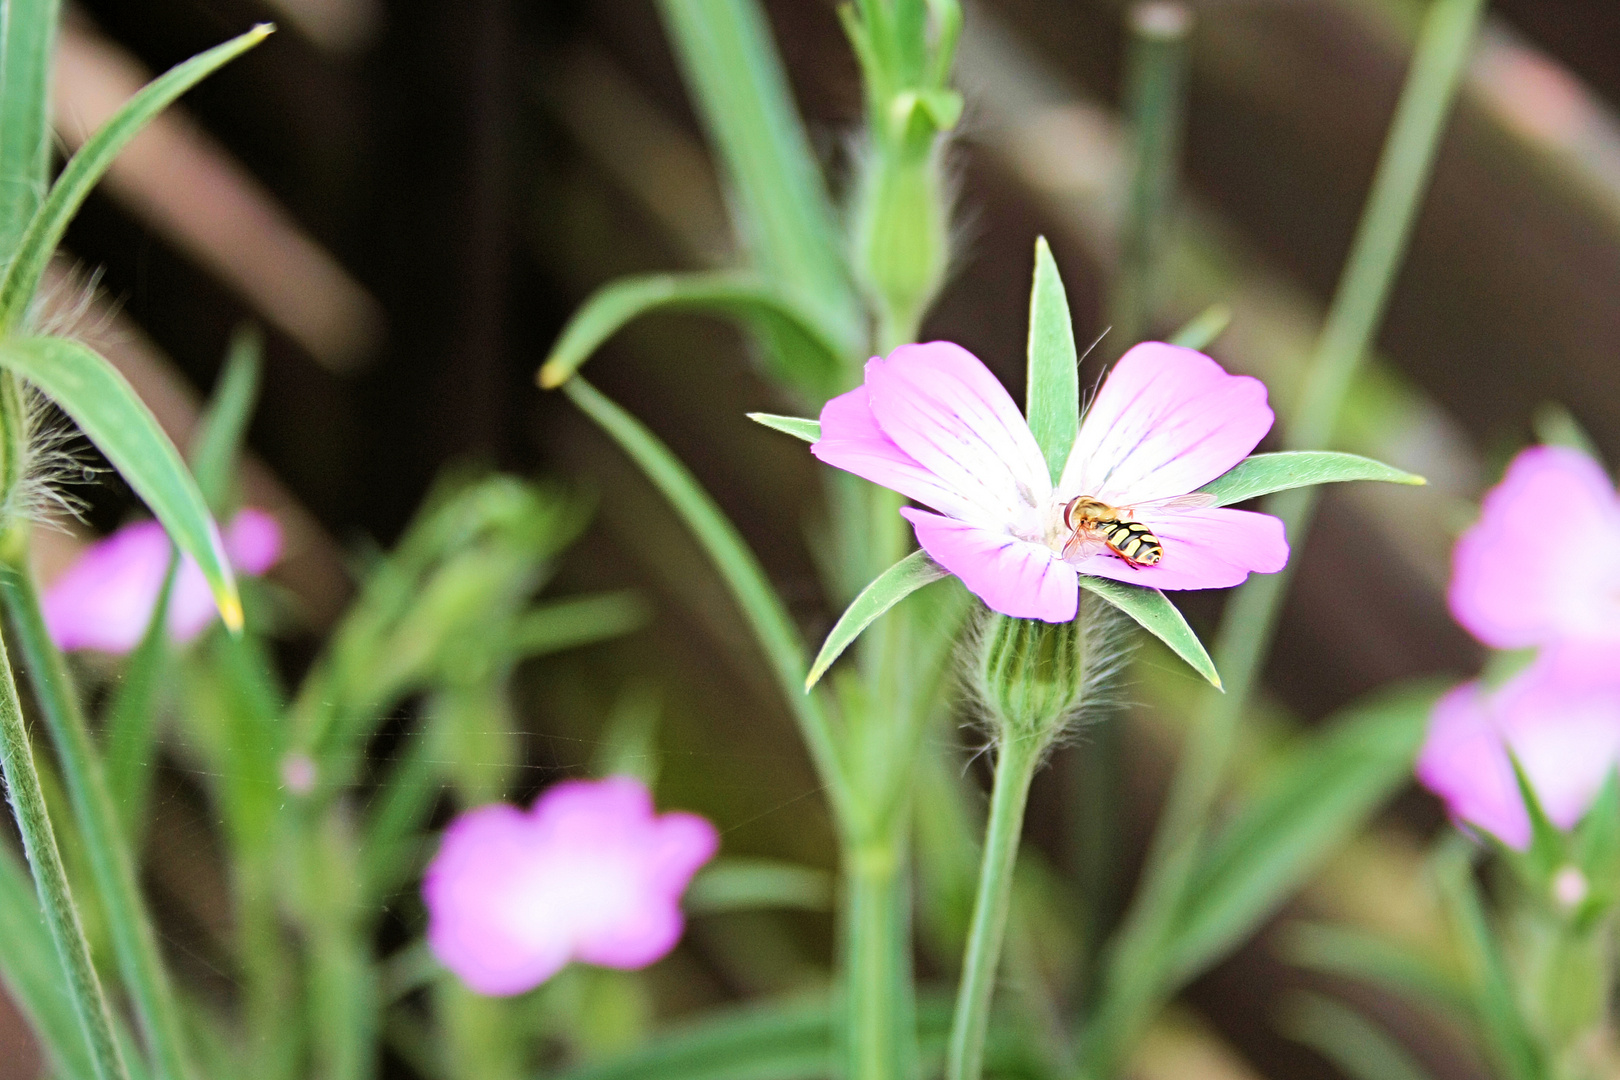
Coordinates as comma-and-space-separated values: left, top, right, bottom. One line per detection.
16, 0, 1620, 1076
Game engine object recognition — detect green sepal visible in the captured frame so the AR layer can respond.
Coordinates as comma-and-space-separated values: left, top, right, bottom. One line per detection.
806, 549, 947, 689
747, 412, 820, 443
1077, 575, 1218, 688
1199, 451, 1425, 506
1024, 237, 1079, 485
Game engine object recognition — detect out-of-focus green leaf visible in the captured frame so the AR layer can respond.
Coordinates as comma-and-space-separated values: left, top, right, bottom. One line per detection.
1164, 683, 1440, 983
1024, 237, 1078, 484
0, 25, 272, 331
103, 562, 176, 843
560, 377, 852, 823
0, 843, 97, 1080
1531, 403, 1604, 464
1199, 451, 1425, 507
1436, 841, 1544, 1080
807, 550, 946, 689
654, 0, 859, 353
1281, 922, 1471, 1016
0, 337, 239, 628
189, 325, 263, 512
507, 592, 650, 660
1279, 992, 1437, 1080
0, 0, 59, 257
590, 684, 662, 786
553, 997, 832, 1080
746, 413, 820, 443
537, 273, 845, 395
1168, 304, 1231, 351
686, 858, 833, 914
1077, 576, 1218, 688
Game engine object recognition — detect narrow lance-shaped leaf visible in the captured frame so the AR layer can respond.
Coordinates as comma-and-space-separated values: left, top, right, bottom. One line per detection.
806, 549, 947, 689
0, 24, 273, 331
747, 412, 820, 443
189, 324, 264, 512
1199, 451, 1424, 507
0, 0, 60, 257
0, 338, 239, 629
1078, 575, 1219, 688
1279, 992, 1439, 1080
1168, 304, 1231, 351
537, 273, 845, 395
1024, 237, 1079, 484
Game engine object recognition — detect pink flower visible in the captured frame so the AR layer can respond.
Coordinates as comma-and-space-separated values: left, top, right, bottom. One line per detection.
1450, 446, 1620, 649
423, 776, 719, 997
811, 341, 1288, 621
1416, 649, 1620, 849
43, 508, 282, 653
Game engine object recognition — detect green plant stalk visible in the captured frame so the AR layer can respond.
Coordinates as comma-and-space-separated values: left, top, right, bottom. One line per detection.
1081, 0, 1484, 1071
0, 579, 127, 1079
844, 833, 917, 1080
947, 731, 1044, 1080
1109, 0, 1192, 354
0, 552, 197, 1080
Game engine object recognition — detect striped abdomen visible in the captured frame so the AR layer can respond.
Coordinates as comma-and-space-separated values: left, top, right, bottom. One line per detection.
1094, 519, 1162, 566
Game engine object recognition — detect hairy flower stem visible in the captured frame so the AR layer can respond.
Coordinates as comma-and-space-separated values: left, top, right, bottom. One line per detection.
0, 548, 197, 1080
0, 582, 127, 1079
946, 731, 1044, 1080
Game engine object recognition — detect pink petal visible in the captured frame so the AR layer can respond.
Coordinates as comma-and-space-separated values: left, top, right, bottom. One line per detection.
225, 508, 283, 575
811, 385, 983, 522
1072, 507, 1288, 590
1417, 650, 1620, 849
1061, 343, 1273, 506
901, 508, 1078, 622
424, 777, 718, 996
43, 523, 171, 653
1449, 446, 1620, 649
865, 343, 1050, 529
1416, 682, 1530, 848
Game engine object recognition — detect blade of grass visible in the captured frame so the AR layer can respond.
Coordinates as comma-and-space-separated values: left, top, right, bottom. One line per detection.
0, 557, 195, 1080
0, 337, 239, 630
0, 0, 60, 257
561, 377, 852, 823
0, 24, 272, 332
103, 560, 176, 843
1279, 992, 1437, 1080
188, 325, 263, 512
655, 0, 859, 355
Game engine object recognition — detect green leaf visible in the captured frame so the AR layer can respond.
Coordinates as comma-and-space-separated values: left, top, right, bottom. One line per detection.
655, 0, 859, 350
1168, 304, 1231, 351
0, 338, 240, 628
0, 0, 60, 258
506, 592, 651, 660
1279, 992, 1438, 1080
188, 324, 263, 513
537, 273, 845, 395
807, 549, 946, 689
1281, 922, 1472, 1016
560, 377, 852, 822
104, 562, 177, 844
0, 25, 273, 332
1077, 576, 1218, 688
553, 997, 834, 1080
1435, 841, 1545, 1080
1199, 451, 1425, 506
1164, 683, 1441, 983
747, 412, 820, 443
685, 858, 834, 914
1024, 237, 1079, 484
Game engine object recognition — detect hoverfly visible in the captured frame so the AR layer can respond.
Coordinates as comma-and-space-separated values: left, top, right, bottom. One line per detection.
1059, 493, 1216, 567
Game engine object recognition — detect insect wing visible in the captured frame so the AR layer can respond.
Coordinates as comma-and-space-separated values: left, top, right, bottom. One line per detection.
1139, 492, 1218, 512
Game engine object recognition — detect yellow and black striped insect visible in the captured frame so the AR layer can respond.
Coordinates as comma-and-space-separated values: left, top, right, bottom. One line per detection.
1061, 496, 1163, 566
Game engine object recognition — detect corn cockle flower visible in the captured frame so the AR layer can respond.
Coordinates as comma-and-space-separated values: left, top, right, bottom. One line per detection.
1450, 445, 1620, 649
423, 775, 719, 997
811, 341, 1288, 621
1417, 649, 1620, 849
44, 508, 282, 654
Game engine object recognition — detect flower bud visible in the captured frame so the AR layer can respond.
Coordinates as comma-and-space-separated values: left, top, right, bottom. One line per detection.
852, 147, 950, 342
974, 612, 1089, 742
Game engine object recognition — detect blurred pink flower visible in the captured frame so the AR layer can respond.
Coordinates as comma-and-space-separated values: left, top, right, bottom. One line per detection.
423, 776, 718, 997
1416, 649, 1620, 849
811, 341, 1287, 621
44, 508, 282, 654
1450, 446, 1620, 649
